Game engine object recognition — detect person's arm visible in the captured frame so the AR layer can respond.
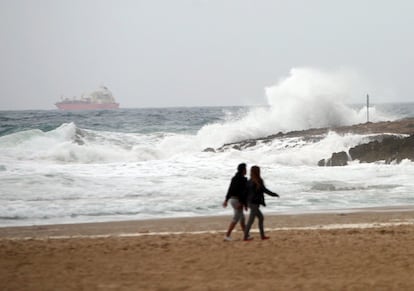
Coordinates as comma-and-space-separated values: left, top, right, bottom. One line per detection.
223, 178, 235, 207
241, 182, 248, 209
263, 185, 279, 197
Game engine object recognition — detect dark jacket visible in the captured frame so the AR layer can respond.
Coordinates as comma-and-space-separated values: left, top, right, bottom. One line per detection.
246, 180, 278, 206
225, 172, 248, 205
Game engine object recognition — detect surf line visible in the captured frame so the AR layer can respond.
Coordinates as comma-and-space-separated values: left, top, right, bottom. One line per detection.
3, 220, 414, 241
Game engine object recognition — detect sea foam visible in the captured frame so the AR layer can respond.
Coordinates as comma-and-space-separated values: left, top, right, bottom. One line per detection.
0, 99, 413, 227
196, 67, 395, 148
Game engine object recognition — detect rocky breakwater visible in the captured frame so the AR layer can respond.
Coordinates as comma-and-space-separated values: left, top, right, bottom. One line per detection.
319, 134, 414, 166
204, 118, 414, 166
317, 118, 414, 166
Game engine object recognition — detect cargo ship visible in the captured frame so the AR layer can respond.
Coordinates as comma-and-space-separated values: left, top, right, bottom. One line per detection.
55, 86, 120, 110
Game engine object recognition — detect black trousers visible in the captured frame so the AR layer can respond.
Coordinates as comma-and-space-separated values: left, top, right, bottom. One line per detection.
244, 203, 264, 239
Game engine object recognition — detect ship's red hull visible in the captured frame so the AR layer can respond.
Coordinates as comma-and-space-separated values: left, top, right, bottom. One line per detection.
55, 102, 120, 110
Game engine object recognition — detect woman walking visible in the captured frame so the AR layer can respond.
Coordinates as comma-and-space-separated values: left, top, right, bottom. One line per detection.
244, 165, 279, 241
222, 163, 248, 241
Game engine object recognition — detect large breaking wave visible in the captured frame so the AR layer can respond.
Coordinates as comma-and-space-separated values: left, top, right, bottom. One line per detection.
0, 68, 402, 164
196, 67, 395, 148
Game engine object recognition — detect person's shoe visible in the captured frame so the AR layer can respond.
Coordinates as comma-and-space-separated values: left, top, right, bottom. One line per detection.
223, 236, 232, 241
243, 237, 254, 242
261, 236, 270, 240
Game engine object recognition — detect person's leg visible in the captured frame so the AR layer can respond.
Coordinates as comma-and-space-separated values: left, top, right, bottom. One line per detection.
239, 211, 246, 232
225, 221, 237, 238
244, 204, 258, 239
226, 199, 242, 238
257, 208, 265, 238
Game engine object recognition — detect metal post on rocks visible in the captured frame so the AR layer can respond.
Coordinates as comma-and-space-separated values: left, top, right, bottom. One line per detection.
366, 94, 370, 123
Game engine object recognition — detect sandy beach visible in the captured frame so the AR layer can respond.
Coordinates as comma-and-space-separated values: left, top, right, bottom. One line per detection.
2, 208, 414, 290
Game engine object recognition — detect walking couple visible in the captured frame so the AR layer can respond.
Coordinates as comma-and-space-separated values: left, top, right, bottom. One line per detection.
223, 163, 279, 241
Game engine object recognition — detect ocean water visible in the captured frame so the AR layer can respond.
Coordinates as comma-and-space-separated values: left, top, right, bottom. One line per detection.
1, 99, 414, 227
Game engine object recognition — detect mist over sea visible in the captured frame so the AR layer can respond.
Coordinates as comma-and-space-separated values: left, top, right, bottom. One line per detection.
1, 69, 414, 227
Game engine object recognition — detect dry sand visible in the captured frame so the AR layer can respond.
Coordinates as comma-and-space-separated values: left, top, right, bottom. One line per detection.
2, 208, 414, 290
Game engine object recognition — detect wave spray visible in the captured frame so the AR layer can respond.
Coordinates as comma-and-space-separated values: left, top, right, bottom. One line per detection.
197, 67, 391, 148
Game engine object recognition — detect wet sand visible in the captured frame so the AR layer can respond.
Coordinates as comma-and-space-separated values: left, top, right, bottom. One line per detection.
1, 208, 414, 290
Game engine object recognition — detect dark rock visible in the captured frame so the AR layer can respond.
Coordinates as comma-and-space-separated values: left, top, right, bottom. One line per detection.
319, 134, 414, 166
319, 151, 349, 167
318, 159, 326, 167
203, 147, 216, 153
331, 151, 349, 166
232, 145, 241, 151
210, 118, 414, 154
349, 135, 414, 164
216, 139, 257, 152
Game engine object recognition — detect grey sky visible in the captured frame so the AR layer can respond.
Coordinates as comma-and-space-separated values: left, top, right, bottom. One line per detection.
0, 0, 413, 110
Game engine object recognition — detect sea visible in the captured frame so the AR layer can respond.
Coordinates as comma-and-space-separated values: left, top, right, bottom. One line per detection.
1, 102, 414, 227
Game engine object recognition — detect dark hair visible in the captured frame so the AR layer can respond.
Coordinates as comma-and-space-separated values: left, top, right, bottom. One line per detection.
237, 163, 246, 173
250, 165, 263, 190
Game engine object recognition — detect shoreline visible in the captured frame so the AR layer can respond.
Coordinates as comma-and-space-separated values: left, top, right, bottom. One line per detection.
2, 205, 414, 240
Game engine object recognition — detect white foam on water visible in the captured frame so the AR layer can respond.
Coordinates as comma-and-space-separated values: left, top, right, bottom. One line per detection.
1, 115, 414, 226
195, 67, 396, 148
1, 152, 414, 227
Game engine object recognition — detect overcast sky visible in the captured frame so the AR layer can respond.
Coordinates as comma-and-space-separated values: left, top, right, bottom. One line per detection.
0, 0, 413, 110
